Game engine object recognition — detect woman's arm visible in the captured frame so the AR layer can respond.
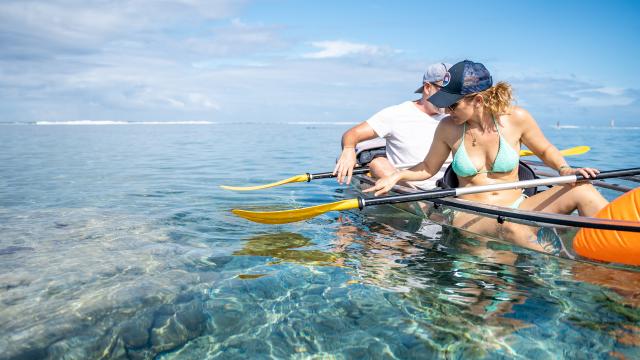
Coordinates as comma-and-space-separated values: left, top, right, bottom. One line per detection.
517, 107, 599, 178
364, 121, 452, 196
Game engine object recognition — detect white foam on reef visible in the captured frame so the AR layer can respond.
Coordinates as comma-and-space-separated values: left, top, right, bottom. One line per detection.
287, 121, 358, 125
555, 125, 580, 129
598, 126, 640, 130
550, 125, 640, 130
36, 120, 215, 125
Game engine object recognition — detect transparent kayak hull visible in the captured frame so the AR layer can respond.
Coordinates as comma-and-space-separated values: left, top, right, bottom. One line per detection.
352, 162, 640, 271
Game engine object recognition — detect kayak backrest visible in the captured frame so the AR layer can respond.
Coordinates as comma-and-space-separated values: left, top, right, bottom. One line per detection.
356, 146, 386, 166
436, 161, 540, 196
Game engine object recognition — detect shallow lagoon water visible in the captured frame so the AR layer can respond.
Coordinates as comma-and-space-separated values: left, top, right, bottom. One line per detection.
1, 123, 639, 359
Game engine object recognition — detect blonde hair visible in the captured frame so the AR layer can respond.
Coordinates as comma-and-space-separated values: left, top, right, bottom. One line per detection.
476, 81, 514, 115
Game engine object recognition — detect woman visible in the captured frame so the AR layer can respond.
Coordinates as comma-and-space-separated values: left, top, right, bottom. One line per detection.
365, 60, 608, 252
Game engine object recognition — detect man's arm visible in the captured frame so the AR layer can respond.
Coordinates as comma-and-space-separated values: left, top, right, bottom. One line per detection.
333, 122, 378, 184
364, 120, 452, 196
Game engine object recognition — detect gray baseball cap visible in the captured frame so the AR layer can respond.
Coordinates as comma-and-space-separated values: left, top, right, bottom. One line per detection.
414, 62, 451, 93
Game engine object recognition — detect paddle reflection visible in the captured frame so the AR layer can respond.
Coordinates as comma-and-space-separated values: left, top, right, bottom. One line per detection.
234, 232, 342, 267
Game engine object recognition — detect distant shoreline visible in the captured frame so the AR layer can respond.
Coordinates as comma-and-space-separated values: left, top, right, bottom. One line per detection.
0, 121, 638, 129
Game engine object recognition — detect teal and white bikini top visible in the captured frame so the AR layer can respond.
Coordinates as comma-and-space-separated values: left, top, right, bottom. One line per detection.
452, 115, 519, 177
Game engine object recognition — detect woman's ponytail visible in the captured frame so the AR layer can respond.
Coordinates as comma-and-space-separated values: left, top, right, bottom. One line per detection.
479, 81, 513, 115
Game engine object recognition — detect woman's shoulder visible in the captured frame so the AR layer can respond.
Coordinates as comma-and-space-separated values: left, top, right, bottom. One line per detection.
436, 115, 460, 132
503, 106, 536, 126
510, 105, 532, 116
434, 115, 462, 143
438, 115, 458, 126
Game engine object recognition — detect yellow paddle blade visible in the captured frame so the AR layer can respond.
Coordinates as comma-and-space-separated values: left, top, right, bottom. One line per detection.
520, 145, 590, 157
559, 145, 590, 156
220, 174, 309, 191
232, 198, 361, 224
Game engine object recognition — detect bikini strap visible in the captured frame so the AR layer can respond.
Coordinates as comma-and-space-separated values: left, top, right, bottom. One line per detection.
492, 114, 500, 135
461, 122, 466, 143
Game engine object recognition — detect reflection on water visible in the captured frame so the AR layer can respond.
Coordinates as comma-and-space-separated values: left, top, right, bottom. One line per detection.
2, 124, 640, 359
569, 262, 640, 352
233, 232, 342, 267
332, 218, 534, 356
2, 208, 639, 359
400, 234, 534, 357
328, 212, 640, 359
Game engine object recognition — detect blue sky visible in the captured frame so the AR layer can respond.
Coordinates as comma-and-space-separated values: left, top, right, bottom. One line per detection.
1, 0, 639, 125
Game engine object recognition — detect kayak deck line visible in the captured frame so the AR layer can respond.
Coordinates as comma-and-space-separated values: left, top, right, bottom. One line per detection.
533, 169, 634, 193
525, 160, 640, 185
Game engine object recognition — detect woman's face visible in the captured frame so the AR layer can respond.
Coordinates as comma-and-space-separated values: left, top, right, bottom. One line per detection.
445, 95, 476, 124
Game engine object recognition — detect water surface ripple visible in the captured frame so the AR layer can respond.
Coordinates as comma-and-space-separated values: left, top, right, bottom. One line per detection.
1, 124, 639, 359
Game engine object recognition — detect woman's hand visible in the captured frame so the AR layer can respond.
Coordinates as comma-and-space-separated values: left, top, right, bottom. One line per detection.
363, 171, 402, 196
559, 166, 600, 178
333, 147, 357, 184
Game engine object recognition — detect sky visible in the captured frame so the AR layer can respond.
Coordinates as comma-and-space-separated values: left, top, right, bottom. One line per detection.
1, 0, 639, 125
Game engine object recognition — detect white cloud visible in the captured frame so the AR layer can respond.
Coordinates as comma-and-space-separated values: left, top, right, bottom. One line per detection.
183, 18, 289, 57
0, 2, 638, 125
595, 87, 626, 96
0, 1, 286, 120
550, 86, 635, 107
569, 92, 634, 107
302, 40, 396, 59
0, 0, 245, 56
186, 93, 221, 110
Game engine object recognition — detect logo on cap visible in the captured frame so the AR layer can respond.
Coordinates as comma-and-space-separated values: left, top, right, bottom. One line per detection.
442, 72, 451, 87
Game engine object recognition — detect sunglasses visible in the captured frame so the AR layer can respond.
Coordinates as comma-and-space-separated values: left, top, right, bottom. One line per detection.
447, 100, 463, 112
447, 95, 475, 111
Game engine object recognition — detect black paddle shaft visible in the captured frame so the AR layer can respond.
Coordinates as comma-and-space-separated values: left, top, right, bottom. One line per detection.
309, 167, 370, 181
362, 188, 457, 207
361, 167, 640, 208
579, 168, 640, 181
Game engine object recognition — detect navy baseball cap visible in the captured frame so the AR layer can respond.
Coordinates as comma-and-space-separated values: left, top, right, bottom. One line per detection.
427, 60, 493, 108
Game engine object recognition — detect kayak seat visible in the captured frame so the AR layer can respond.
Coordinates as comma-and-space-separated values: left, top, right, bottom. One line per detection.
356, 146, 387, 166
436, 161, 539, 197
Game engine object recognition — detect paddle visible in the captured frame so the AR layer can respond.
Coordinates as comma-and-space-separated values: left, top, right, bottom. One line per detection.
519, 145, 590, 157
220, 168, 372, 191
232, 167, 640, 224
221, 145, 591, 191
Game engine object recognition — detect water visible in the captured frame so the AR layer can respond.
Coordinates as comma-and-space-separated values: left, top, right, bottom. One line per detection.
1, 123, 639, 359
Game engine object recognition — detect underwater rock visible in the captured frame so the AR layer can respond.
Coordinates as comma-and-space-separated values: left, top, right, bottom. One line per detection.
120, 316, 153, 349
149, 300, 208, 354
0, 246, 35, 256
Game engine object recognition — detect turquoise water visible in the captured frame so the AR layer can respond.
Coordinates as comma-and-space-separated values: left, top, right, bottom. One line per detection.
1, 123, 639, 359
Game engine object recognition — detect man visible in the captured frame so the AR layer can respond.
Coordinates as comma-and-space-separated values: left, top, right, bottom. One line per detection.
333, 62, 451, 189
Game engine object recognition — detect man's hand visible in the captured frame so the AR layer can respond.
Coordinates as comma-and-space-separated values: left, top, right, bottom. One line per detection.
333, 147, 357, 184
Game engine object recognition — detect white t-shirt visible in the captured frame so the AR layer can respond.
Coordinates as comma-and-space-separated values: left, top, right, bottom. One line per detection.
366, 101, 450, 189
367, 101, 449, 165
